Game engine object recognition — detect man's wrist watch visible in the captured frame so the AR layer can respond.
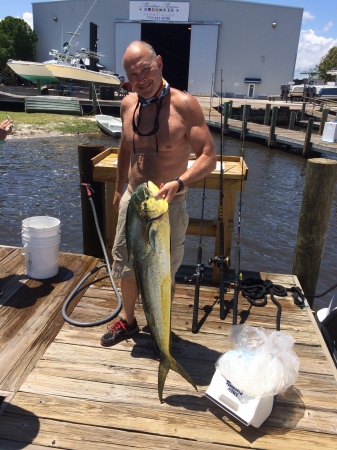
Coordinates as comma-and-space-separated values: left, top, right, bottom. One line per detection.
173, 177, 184, 193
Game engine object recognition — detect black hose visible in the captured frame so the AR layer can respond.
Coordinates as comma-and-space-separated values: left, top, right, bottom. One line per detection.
62, 185, 122, 327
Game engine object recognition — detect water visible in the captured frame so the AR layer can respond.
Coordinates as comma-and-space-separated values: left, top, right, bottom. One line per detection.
1, 132, 336, 311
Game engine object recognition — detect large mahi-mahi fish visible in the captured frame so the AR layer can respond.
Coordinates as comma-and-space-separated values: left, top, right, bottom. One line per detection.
126, 181, 197, 402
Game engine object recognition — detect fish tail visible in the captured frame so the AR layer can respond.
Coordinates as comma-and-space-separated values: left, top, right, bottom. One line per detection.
158, 356, 170, 403
158, 354, 198, 402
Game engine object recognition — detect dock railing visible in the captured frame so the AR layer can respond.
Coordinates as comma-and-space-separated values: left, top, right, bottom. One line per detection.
90, 147, 248, 283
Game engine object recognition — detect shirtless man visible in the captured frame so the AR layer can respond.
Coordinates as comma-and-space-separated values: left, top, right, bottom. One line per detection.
101, 41, 217, 347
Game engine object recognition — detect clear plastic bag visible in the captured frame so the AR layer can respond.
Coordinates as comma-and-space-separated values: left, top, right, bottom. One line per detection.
216, 325, 300, 399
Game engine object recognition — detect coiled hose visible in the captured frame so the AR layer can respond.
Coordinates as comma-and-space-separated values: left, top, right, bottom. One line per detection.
62, 184, 122, 327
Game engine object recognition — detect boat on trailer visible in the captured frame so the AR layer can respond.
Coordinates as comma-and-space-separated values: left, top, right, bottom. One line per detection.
6, 59, 59, 85
44, 62, 121, 86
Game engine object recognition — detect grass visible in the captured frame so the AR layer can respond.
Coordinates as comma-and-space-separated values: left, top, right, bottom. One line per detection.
3, 112, 100, 136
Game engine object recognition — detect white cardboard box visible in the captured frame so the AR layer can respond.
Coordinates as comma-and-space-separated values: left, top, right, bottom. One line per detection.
322, 121, 337, 143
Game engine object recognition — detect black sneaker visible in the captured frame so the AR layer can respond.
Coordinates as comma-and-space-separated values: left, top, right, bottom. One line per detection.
100, 318, 139, 347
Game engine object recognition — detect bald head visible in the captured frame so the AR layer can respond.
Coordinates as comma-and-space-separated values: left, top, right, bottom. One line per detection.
122, 41, 163, 98
123, 41, 157, 69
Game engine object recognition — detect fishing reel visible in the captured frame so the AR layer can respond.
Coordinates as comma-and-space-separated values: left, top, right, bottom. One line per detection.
208, 255, 230, 271
184, 262, 205, 284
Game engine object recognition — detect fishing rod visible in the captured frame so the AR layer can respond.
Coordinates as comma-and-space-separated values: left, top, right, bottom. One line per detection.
209, 69, 229, 320
190, 177, 207, 333
232, 98, 247, 325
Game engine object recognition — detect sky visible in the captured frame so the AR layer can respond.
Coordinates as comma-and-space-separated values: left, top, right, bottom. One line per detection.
1, 0, 337, 79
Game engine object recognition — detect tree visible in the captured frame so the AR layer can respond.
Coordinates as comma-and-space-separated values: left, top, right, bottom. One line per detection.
317, 46, 337, 82
0, 16, 38, 75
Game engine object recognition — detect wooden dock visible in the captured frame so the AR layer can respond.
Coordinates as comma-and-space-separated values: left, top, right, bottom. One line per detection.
1, 245, 337, 449
196, 96, 337, 156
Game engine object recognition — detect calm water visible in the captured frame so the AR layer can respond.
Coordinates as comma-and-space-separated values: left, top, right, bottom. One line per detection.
1, 132, 336, 311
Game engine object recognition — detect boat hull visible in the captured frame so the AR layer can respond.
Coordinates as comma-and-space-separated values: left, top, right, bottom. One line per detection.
7, 60, 59, 84
45, 64, 121, 86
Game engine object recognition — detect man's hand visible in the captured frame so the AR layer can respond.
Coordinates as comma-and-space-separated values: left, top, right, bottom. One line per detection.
155, 181, 180, 203
0, 118, 13, 141
113, 190, 123, 212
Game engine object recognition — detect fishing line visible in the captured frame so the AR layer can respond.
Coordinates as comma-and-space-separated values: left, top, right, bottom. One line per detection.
62, 183, 122, 327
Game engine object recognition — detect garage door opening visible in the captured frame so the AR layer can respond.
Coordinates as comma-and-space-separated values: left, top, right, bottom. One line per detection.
141, 23, 191, 92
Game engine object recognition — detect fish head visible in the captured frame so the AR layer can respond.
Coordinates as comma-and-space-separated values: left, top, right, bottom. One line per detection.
136, 181, 168, 221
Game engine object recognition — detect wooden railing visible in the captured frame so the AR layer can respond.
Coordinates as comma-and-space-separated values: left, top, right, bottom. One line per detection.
91, 148, 248, 282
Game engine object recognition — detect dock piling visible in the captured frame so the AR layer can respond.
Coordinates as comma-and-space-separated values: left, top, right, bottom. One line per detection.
319, 108, 330, 136
301, 103, 306, 121
223, 101, 230, 132
302, 118, 314, 156
241, 104, 250, 140
289, 111, 296, 130
78, 144, 105, 258
264, 103, 271, 125
292, 159, 337, 306
268, 106, 278, 147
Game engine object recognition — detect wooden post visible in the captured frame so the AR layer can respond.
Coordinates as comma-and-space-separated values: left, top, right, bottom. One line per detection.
302, 118, 314, 157
228, 100, 233, 117
78, 144, 105, 258
292, 159, 337, 306
264, 103, 271, 125
268, 106, 278, 147
319, 108, 330, 136
241, 104, 250, 140
301, 102, 306, 121
223, 101, 230, 132
289, 111, 296, 130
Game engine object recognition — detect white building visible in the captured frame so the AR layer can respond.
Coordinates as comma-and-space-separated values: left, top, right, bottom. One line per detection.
32, 0, 303, 98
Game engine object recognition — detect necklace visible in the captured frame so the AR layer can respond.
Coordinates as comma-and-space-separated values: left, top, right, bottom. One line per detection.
132, 81, 170, 137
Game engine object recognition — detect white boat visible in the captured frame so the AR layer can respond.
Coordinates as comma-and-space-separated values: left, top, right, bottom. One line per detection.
45, 63, 121, 86
96, 114, 122, 137
7, 59, 59, 85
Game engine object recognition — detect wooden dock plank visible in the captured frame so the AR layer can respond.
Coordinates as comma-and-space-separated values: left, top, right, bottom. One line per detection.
0, 248, 100, 391
3, 392, 337, 449
1, 248, 337, 448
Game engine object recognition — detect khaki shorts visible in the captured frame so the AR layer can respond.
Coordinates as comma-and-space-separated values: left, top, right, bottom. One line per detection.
112, 189, 189, 280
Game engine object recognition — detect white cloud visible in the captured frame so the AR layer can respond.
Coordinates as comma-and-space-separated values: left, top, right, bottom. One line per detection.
295, 29, 337, 77
323, 21, 333, 33
23, 12, 33, 29
302, 11, 315, 22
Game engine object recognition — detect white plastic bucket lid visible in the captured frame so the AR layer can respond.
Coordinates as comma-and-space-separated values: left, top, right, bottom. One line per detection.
22, 216, 60, 231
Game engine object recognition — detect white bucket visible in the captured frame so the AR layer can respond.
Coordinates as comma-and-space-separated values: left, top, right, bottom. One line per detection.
22, 216, 61, 279
22, 216, 60, 237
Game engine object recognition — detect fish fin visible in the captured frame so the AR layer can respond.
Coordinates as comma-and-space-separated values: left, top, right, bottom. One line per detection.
158, 356, 170, 403
158, 354, 198, 402
149, 222, 158, 251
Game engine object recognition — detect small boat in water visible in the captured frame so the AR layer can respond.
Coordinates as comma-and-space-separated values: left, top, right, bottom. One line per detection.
96, 114, 122, 137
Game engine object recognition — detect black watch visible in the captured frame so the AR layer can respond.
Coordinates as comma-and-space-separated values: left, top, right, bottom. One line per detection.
173, 177, 184, 193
